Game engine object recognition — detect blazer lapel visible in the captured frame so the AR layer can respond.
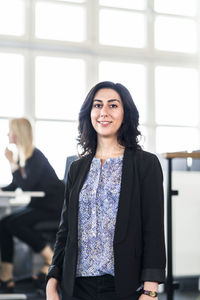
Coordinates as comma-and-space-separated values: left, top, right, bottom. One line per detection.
114, 148, 137, 244
68, 153, 94, 242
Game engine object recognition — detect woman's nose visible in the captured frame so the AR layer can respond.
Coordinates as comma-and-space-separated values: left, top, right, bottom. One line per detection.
100, 106, 108, 117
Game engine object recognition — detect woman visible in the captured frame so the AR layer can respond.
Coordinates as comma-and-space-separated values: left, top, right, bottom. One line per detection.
0, 118, 65, 292
46, 81, 166, 300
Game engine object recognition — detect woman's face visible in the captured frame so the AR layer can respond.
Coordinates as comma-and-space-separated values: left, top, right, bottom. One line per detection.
90, 88, 124, 139
8, 128, 17, 144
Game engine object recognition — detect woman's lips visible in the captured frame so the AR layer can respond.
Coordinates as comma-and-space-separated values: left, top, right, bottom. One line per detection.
97, 121, 112, 126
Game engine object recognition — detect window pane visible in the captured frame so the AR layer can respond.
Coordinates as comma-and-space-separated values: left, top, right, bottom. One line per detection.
155, 16, 197, 53
99, 9, 145, 48
35, 2, 85, 42
0, 53, 24, 117
156, 127, 199, 153
0, 119, 12, 185
35, 56, 86, 120
154, 0, 197, 17
155, 66, 199, 126
35, 121, 78, 179
0, 0, 25, 36
99, 61, 146, 123
99, 0, 145, 10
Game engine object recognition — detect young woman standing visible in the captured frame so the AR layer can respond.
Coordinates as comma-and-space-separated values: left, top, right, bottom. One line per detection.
46, 81, 166, 300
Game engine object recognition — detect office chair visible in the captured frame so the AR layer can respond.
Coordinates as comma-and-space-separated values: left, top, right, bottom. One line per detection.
63, 155, 78, 183
33, 155, 79, 246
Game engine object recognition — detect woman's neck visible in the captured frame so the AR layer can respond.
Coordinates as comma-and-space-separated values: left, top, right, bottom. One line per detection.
95, 137, 125, 159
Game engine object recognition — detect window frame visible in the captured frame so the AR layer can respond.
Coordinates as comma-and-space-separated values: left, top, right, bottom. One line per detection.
0, 0, 200, 182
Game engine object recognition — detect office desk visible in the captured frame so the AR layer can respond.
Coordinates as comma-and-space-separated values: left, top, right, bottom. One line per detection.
0, 294, 26, 300
0, 191, 45, 208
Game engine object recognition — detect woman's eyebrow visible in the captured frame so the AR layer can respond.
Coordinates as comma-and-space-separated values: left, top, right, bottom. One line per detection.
93, 99, 120, 103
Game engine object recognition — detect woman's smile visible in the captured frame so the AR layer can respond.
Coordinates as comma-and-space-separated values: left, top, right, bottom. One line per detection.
97, 120, 112, 126
91, 88, 124, 139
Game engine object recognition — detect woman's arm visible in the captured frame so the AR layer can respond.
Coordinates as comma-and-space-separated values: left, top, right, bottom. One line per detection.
11, 150, 46, 191
1, 181, 17, 191
4, 147, 45, 191
5, 147, 19, 173
140, 153, 166, 284
2, 148, 18, 191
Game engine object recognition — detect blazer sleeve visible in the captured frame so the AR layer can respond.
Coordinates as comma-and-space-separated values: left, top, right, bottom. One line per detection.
1, 180, 17, 191
46, 163, 74, 283
12, 154, 45, 191
140, 154, 166, 283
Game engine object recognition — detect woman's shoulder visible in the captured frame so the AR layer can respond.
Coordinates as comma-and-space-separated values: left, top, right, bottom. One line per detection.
28, 148, 48, 163
66, 153, 93, 182
70, 153, 93, 169
132, 149, 163, 178
29, 148, 42, 158
128, 148, 159, 162
127, 148, 162, 171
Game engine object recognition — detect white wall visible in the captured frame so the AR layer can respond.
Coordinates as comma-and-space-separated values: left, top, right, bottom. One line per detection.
164, 171, 200, 276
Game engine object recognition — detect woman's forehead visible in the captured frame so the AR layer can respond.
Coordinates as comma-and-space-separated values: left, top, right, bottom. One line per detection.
94, 88, 121, 101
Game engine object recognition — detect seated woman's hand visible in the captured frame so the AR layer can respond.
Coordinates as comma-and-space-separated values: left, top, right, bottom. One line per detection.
4, 148, 14, 163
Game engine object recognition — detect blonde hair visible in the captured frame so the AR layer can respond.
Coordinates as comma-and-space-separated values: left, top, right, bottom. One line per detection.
9, 118, 34, 159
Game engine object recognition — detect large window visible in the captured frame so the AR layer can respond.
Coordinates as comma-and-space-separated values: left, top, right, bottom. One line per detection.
0, 53, 24, 117
0, 0, 25, 36
99, 9, 145, 48
155, 16, 197, 53
0, 0, 200, 184
35, 56, 86, 120
35, 2, 86, 42
155, 66, 199, 126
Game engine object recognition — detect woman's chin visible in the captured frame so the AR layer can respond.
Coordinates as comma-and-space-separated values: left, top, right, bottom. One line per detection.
97, 132, 118, 139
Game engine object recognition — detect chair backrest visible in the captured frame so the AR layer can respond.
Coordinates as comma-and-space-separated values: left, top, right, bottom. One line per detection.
63, 155, 78, 183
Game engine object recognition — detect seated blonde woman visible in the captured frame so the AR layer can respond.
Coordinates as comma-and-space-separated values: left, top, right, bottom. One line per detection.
0, 118, 65, 293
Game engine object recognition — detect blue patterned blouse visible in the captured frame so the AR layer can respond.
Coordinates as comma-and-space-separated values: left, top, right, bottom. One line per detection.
76, 155, 123, 277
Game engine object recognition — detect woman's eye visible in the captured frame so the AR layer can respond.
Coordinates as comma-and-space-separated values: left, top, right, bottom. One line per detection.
93, 104, 102, 108
110, 104, 117, 108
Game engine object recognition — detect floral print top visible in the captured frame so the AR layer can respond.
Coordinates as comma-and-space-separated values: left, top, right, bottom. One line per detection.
76, 155, 123, 277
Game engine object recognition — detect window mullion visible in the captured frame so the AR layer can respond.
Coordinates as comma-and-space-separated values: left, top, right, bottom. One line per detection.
24, 52, 35, 122
146, 0, 155, 51
196, 0, 200, 146
145, 63, 156, 152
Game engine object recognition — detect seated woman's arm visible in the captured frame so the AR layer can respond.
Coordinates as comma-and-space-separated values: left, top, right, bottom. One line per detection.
1, 181, 17, 191
1, 148, 18, 191
11, 150, 46, 191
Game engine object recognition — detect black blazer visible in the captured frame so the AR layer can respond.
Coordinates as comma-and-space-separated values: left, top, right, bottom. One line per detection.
47, 148, 166, 298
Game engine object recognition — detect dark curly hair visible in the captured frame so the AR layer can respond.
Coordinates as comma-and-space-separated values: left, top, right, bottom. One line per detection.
77, 81, 142, 157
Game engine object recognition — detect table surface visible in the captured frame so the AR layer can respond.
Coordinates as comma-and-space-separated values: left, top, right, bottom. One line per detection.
0, 191, 45, 197
163, 151, 200, 159
0, 191, 45, 207
0, 294, 27, 299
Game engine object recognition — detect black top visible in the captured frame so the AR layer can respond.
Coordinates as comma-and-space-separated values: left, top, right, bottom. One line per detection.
2, 148, 65, 215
